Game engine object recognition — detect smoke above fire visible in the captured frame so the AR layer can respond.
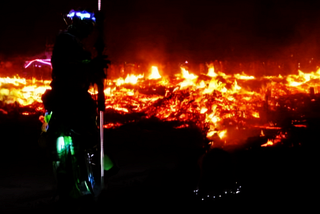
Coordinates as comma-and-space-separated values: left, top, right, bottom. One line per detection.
2, 0, 320, 62
104, 0, 320, 63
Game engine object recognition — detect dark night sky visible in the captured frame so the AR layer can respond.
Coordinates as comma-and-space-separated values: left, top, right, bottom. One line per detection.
2, 0, 320, 63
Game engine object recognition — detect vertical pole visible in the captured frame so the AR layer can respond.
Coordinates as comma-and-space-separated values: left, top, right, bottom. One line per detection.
98, 0, 101, 11
100, 110, 104, 188
97, 0, 104, 189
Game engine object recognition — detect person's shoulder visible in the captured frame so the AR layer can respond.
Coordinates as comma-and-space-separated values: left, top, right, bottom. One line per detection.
55, 30, 76, 40
57, 30, 74, 38
54, 30, 77, 46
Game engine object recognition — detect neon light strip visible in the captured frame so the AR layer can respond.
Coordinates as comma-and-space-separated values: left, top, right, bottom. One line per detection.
24, 59, 51, 69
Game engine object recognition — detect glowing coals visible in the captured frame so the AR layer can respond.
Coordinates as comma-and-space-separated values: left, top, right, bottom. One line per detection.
2, 62, 317, 148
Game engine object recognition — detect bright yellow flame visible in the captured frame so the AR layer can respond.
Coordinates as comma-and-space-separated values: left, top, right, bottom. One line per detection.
206, 131, 215, 138
178, 67, 198, 88
252, 112, 260, 118
115, 77, 125, 86
206, 112, 220, 124
218, 129, 227, 139
207, 65, 217, 77
0, 76, 26, 86
106, 105, 129, 113
148, 66, 161, 79
232, 79, 241, 92
125, 74, 144, 84
261, 139, 274, 147
202, 78, 226, 94
286, 69, 318, 87
104, 87, 111, 96
200, 107, 208, 114
234, 72, 255, 80
181, 67, 198, 80
114, 74, 145, 86
197, 80, 206, 89
0, 76, 51, 106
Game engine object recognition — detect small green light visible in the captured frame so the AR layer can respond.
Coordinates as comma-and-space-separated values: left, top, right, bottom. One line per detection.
84, 181, 90, 192
103, 155, 114, 171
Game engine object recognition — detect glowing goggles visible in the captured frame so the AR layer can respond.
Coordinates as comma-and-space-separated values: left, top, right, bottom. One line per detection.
67, 10, 96, 21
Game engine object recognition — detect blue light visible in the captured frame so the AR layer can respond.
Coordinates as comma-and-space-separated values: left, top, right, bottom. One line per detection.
67, 12, 75, 18
67, 10, 95, 21
76, 12, 91, 19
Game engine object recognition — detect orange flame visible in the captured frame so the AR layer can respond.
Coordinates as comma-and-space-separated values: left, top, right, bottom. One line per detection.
1, 63, 316, 148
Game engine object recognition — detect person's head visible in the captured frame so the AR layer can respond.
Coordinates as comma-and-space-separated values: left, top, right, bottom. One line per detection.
65, 10, 96, 39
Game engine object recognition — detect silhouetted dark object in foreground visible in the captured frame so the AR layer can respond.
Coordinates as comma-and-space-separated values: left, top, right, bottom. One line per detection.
198, 148, 236, 195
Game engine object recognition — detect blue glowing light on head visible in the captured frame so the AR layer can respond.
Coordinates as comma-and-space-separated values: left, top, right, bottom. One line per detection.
67, 10, 96, 21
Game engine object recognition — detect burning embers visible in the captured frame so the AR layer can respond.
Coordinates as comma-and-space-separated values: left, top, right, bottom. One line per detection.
0, 76, 50, 114
0, 63, 318, 148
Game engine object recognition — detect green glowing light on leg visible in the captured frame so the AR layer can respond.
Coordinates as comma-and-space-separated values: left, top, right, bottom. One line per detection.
64, 136, 73, 155
103, 155, 114, 171
56, 136, 74, 157
56, 136, 65, 157
84, 181, 90, 192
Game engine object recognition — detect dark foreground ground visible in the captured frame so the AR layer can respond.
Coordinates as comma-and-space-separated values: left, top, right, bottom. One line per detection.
0, 113, 319, 213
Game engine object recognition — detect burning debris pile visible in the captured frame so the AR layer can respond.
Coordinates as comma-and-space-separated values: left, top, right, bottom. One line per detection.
0, 76, 50, 115
1, 62, 320, 149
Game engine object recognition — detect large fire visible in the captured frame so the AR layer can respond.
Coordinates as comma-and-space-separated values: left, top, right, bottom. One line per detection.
1, 62, 318, 148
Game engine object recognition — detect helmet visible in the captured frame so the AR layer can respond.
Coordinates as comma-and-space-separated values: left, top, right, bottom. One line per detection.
65, 9, 96, 39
